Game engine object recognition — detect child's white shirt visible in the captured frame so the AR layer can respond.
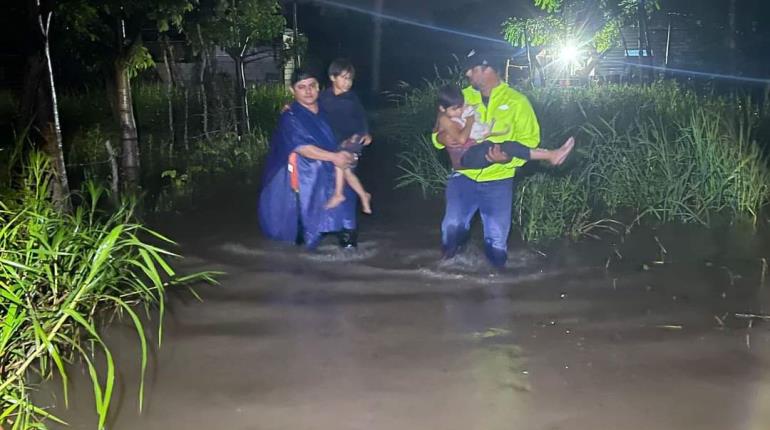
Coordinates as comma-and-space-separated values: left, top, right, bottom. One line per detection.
450, 105, 492, 141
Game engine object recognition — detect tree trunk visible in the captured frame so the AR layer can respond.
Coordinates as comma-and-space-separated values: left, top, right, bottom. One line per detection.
196, 24, 210, 138
292, 1, 301, 68
524, 29, 534, 85
39, 11, 71, 212
533, 51, 546, 87
233, 55, 250, 136
183, 87, 189, 150
371, 0, 384, 93
637, 0, 651, 83
161, 38, 175, 157
112, 61, 140, 192
105, 139, 120, 201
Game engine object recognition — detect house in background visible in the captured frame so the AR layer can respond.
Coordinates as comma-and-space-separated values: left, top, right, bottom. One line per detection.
502, 11, 721, 86
597, 12, 714, 82
145, 28, 298, 87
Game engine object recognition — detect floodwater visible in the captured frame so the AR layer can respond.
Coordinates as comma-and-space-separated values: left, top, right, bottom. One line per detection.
48, 144, 770, 430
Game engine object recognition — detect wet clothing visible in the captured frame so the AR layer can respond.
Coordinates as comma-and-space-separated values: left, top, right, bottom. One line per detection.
432, 82, 541, 267
442, 174, 514, 268
258, 102, 347, 249
445, 138, 531, 170
319, 88, 369, 143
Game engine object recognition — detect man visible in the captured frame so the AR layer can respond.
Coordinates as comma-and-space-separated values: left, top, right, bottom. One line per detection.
432, 49, 541, 268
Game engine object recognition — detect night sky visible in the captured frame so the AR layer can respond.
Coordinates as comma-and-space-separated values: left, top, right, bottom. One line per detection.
291, 0, 538, 98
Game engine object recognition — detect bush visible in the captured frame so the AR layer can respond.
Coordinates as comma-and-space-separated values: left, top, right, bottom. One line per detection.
0, 152, 216, 429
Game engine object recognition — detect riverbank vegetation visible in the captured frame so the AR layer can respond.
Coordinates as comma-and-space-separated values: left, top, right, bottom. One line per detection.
0, 153, 217, 428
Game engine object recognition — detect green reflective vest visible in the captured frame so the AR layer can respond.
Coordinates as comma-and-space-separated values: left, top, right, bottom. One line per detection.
432, 82, 541, 182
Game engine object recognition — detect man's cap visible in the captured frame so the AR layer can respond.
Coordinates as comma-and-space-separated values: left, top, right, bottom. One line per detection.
462, 49, 503, 72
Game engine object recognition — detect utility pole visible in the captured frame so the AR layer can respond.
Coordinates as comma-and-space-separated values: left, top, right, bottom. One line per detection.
371, 0, 384, 93
727, 0, 737, 75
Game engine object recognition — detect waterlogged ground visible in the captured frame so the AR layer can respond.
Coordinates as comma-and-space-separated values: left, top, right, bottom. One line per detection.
44, 195, 770, 430
47, 146, 770, 429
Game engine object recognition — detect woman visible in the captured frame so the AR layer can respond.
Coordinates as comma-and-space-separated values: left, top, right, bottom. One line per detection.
258, 69, 354, 249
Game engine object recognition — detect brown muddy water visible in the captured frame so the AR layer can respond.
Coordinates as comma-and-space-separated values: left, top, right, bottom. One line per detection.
43, 145, 770, 429
44, 201, 770, 430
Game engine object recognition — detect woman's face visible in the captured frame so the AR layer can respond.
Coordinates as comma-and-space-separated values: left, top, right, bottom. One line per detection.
291, 77, 320, 107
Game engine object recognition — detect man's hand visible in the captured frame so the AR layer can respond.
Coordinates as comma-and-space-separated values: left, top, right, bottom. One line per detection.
361, 134, 373, 146
485, 145, 511, 164
332, 151, 355, 169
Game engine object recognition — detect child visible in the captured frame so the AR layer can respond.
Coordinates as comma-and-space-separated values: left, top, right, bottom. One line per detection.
435, 85, 574, 170
318, 58, 372, 214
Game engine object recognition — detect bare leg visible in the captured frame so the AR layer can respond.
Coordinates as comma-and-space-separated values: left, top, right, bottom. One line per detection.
529, 136, 575, 166
325, 166, 347, 209
343, 169, 372, 214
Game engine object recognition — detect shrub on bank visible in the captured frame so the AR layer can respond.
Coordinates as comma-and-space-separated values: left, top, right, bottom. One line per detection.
0, 153, 215, 429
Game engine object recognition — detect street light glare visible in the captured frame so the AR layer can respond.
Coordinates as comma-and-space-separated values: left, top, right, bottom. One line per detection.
560, 43, 579, 63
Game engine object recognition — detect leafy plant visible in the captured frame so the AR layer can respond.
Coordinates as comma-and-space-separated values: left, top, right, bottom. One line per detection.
0, 152, 217, 429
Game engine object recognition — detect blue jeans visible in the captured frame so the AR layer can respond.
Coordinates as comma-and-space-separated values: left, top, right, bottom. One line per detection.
441, 173, 515, 268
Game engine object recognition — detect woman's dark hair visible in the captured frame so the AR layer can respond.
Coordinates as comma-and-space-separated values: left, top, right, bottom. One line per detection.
437, 84, 464, 109
291, 68, 319, 87
328, 58, 355, 78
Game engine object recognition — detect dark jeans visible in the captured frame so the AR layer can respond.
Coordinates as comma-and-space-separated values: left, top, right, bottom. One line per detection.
441, 174, 515, 268
460, 141, 531, 170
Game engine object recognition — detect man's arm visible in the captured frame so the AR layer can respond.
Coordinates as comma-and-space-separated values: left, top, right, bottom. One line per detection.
510, 97, 540, 149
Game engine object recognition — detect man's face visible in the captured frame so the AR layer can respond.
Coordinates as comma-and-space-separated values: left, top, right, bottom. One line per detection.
465, 65, 486, 89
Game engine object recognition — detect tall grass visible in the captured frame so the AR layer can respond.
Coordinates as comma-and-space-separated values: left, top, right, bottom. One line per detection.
0, 152, 216, 429
392, 81, 770, 242
394, 135, 450, 197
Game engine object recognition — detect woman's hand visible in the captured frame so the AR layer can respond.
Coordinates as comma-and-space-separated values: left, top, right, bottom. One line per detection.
295, 145, 353, 169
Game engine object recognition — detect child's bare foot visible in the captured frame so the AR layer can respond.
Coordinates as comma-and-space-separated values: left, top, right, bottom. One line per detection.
361, 193, 372, 214
552, 136, 575, 165
325, 193, 346, 209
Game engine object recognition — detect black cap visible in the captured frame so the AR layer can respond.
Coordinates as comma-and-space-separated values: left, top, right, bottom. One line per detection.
462, 49, 499, 70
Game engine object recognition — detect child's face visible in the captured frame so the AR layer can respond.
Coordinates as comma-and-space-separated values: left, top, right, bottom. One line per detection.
330, 71, 354, 93
442, 105, 464, 118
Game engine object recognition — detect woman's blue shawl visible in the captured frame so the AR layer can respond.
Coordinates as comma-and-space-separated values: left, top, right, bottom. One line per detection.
258, 101, 345, 247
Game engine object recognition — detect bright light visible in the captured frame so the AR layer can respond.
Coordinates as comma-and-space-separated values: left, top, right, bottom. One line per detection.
559, 42, 580, 64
